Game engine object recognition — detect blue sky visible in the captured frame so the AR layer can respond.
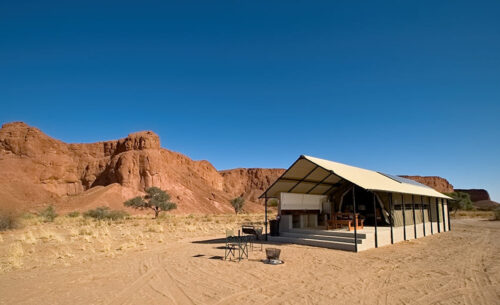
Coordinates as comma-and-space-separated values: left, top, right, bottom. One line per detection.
1, 1, 499, 201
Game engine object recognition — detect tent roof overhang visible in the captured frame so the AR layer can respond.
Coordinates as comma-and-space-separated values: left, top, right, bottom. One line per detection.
260, 155, 452, 200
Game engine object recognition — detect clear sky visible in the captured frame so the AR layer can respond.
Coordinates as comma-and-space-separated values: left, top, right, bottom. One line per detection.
1, 1, 499, 201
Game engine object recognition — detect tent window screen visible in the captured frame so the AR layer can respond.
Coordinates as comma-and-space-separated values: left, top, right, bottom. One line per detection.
280, 193, 326, 211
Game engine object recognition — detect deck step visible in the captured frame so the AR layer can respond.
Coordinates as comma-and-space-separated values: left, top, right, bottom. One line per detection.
268, 236, 357, 251
280, 232, 365, 244
287, 228, 368, 239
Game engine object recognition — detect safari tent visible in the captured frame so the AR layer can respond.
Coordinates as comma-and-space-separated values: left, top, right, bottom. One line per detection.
261, 155, 452, 252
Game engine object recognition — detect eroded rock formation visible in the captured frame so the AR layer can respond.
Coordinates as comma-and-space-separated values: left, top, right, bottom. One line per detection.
453, 189, 490, 202
220, 168, 285, 202
399, 175, 454, 193
0, 122, 279, 213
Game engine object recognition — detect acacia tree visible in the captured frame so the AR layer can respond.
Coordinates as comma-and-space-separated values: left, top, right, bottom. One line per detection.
124, 187, 177, 218
230, 196, 245, 215
446, 192, 474, 214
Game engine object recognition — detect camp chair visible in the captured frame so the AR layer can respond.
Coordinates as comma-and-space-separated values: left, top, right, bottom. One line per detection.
238, 235, 249, 260
225, 230, 238, 261
241, 224, 263, 251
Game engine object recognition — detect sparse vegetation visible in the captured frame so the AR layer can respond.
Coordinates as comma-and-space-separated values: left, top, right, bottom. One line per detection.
39, 205, 58, 222
268, 199, 278, 207
67, 211, 80, 218
494, 207, 500, 221
83, 207, 129, 220
446, 192, 474, 213
230, 196, 245, 214
124, 187, 177, 219
451, 210, 494, 219
0, 211, 20, 231
0, 213, 266, 273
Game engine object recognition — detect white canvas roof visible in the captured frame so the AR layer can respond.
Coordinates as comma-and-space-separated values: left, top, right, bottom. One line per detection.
261, 155, 452, 200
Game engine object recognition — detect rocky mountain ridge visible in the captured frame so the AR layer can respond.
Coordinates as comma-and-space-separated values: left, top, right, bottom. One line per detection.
2, 121, 488, 214
0, 122, 282, 213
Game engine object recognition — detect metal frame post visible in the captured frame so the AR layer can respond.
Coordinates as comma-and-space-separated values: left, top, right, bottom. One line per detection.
402, 194, 407, 241
265, 197, 268, 241
373, 192, 378, 248
421, 196, 426, 237
389, 193, 394, 244
412, 195, 417, 239
430, 197, 434, 235
436, 197, 441, 233
352, 186, 358, 252
441, 198, 447, 232
447, 200, 451, 231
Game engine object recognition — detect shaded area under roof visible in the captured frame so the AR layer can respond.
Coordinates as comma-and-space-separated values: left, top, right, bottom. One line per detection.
261, 155, 452, 200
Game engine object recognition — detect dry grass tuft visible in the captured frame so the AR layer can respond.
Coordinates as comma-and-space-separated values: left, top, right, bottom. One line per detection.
0, 213, 267, 273
452, 210, 495, 219
0, 210, 21, 231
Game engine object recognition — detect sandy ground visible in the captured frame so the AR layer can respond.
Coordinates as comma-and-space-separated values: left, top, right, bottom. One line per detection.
1, 217, 499, 305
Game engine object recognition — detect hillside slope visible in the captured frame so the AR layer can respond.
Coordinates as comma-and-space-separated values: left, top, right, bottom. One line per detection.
0, 122, 281, 214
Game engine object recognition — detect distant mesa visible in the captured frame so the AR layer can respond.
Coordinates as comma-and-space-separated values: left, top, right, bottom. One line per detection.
453, 189, 490, 202
399, 175, 454, 193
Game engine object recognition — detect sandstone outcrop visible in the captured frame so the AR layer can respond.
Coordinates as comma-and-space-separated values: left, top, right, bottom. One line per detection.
220, 168, 285, 202
0, 122, 278, 213
400, 175, 454, 193
453, 189, 490, 202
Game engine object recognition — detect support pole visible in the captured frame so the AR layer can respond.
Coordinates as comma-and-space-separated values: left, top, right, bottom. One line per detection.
389, 193, 394, 244
447, 200, 451, 231
402, 194, 407, 241
441, 198, 447, 232
430, 197, 434, 235
265, 197, 268, 241
421, 196, 426, 237
373, 192, 378, 248
412, 195, 417, 239
436, 197, 441, 233
352, 186, 358, 252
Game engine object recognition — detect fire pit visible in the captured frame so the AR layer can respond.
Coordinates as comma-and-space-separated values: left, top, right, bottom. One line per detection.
266, 248, 281, 260
264, 248, 283, 265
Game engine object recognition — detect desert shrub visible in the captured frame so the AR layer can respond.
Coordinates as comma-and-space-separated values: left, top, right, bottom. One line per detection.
268, 199, 278, 207
67, 211, 80, 218
446, 192, 474, 212
83, 207, 128, 220
0, 211, 19, 231
39, 205, 58, 222
494, 207, 500, 221
124, 187, 177, 219
230, 197, 245, 215
21, 212, 36, 219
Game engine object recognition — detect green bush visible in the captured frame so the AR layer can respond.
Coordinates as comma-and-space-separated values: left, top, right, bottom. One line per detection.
67, 211, 80, 218
83, 207, 129, 220
39, 205, 58, 222
0, 211, 19, 231
230, 197, 245, 215
494, 207, 500, 221
446, 192, 474, 212
268, 199, 278, 207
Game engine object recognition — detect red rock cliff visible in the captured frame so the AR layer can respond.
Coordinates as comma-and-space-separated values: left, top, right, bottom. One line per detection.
220, 168, 285, 202
453, 189, 490, 202
0, 122, 279, 213
399, 175, 454, 193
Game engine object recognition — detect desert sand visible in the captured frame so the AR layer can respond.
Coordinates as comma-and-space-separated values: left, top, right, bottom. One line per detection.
1, 217, 499, 305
